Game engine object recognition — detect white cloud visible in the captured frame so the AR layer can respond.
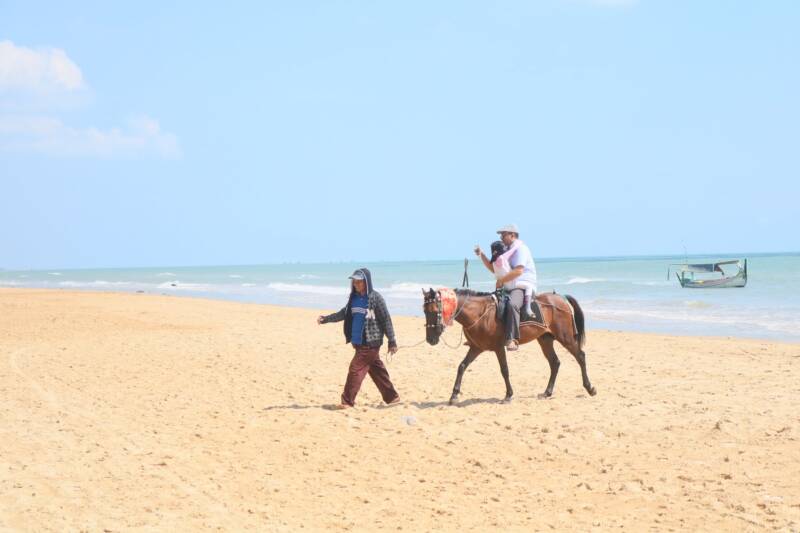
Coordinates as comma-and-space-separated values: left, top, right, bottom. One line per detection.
0, 115, 181, 158
0, 40, 84, 93
0, 40, 179, 159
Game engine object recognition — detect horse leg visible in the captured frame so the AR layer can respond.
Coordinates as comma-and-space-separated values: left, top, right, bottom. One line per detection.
449, 346, 482, 405
536, 334, 560, 398
495, 347, 514, 403
561, 337, 597, 396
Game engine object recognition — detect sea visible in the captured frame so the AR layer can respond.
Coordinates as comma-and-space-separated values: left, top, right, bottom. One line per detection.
2, 253, 799, 342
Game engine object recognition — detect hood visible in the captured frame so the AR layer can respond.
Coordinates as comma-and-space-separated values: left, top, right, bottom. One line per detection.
350, 267, 374, 297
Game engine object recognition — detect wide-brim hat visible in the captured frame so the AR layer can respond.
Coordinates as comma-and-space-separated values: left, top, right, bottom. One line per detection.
496, 223, 519, 235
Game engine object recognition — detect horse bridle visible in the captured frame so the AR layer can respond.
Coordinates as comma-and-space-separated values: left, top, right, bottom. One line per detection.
424, 289, 470, 331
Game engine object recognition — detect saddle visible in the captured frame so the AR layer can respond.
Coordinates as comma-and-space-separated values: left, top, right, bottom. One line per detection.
494, 289, 545, 326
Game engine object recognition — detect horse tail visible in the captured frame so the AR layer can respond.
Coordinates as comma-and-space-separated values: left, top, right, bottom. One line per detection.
564, 294, 586, 349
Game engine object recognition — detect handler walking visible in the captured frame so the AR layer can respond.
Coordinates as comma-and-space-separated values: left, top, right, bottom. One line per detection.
317, 267, 400, 409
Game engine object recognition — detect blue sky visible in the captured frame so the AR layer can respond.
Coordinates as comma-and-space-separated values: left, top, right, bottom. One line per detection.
1, 1, 798, 269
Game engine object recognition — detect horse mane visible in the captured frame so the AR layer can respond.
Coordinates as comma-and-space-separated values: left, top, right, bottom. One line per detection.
454, 288, 495, 298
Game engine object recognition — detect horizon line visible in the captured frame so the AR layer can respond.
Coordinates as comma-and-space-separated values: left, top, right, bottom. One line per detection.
2, 250, 798, 272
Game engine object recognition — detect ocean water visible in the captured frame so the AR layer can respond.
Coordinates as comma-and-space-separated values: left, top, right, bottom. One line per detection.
2, 253, 799, 342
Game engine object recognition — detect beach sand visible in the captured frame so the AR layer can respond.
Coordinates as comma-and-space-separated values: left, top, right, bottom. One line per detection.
1, 289, 799, 531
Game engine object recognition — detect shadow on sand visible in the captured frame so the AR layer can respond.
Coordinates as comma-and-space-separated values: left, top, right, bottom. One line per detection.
262, 403, 403, 411
262, 404, 337, 411
411, 398, 506, 409
263, 395, 547, 412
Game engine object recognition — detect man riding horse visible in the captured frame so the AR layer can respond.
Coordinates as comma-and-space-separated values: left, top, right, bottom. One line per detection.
474, 223, 537, 351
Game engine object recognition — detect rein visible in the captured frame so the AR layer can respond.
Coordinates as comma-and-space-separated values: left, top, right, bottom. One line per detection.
438, 292, 498, 348
451, 291, 470, 324
462, 299, 494, 331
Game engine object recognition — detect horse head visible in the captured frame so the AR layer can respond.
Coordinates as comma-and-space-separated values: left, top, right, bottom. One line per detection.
422, 288, 444, 345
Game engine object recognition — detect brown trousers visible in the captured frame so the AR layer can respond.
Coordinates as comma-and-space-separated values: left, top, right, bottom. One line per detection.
341, 345, 399, 407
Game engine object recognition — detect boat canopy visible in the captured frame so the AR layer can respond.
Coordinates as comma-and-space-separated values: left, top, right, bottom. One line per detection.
666, 259, 747, 283
676, 260, 743, 273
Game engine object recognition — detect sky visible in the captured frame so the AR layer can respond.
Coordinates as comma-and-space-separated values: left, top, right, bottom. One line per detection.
1, 1, 798, 269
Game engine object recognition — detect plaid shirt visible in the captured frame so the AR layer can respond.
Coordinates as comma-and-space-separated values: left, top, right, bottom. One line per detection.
322, 291, 397, 348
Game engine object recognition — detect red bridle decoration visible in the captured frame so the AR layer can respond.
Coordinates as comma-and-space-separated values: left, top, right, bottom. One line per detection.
439, 288, 458, 326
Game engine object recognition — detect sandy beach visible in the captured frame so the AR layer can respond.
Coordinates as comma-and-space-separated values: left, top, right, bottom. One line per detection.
1, 288, 799, 531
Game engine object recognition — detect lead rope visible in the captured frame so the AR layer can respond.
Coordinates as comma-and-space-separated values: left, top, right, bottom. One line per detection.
385, 337, 428, 364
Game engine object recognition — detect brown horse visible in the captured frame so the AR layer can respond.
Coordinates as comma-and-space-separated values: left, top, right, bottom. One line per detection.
423, 288, 597, 404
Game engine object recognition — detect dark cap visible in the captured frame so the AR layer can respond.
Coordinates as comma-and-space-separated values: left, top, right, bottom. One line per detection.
490, 240, 506, 263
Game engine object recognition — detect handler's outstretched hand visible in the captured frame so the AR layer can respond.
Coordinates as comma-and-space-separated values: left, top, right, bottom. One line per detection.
316, 316, 324, 324
388, 346, 398, 355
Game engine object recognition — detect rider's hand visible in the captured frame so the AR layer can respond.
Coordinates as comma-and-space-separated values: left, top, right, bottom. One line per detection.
495, 279, 503, 289
388, 345, 398, 355
474, 245, 482, 257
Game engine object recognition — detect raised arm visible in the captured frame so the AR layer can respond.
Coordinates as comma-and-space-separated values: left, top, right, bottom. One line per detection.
474, 245, 495, 273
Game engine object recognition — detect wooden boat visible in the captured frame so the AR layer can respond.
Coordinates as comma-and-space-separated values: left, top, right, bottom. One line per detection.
667, 259, 747, 288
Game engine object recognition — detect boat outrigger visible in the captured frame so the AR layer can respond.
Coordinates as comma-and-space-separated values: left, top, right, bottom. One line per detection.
667, 259, 748, 288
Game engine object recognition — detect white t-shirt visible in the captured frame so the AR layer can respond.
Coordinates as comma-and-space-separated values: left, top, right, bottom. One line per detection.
506, 241, 537, 291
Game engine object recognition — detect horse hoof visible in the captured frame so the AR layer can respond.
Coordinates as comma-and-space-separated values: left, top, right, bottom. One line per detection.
537, 391, 552, 400
448, 397, 458, 406
588, 386, 597, 396
502, 396, 513, 404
